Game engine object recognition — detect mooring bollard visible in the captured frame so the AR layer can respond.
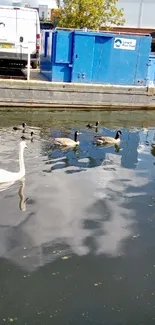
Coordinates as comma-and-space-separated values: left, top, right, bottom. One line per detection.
27, 46, 30, 81
147, 80, 155, 96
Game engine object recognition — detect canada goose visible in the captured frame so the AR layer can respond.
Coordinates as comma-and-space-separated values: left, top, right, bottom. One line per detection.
53, 131, 82, 147
21, 131, 34, 141
13, 122, 27, 132
87, 121, 99, 128
94, 130, 122, 145
0, 141, 27, 183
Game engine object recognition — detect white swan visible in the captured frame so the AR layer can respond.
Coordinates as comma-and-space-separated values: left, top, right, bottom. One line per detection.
0, 141, 27, 184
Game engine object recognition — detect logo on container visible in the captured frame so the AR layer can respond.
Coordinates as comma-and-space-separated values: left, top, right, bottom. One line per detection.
114, 37, 136, 51
114, 39, 122, 48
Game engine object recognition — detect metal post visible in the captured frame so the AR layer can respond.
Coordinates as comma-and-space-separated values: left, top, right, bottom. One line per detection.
138, 0, 143, 28
27, 45, 30, 81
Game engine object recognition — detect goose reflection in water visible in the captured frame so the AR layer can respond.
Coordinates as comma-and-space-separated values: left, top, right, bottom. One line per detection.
151, 145, 155, 157
95, 143, 120, 152
44, 142, 120, 173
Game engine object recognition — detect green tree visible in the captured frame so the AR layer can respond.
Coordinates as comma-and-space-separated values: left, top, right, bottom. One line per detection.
55, 0, 125, 29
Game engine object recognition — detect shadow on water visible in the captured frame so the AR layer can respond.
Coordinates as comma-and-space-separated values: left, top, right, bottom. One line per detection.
1, 111, 155, 324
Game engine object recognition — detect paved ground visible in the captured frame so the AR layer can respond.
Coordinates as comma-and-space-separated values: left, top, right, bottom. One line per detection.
23, 68, 49, 82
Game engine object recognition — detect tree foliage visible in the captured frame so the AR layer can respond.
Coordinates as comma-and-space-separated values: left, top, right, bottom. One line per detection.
55, 0, 125, 29
51, 8, 62, 26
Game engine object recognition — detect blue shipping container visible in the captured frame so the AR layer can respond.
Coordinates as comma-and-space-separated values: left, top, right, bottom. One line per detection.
146, 55, 155, 86
40, 29, 152, 86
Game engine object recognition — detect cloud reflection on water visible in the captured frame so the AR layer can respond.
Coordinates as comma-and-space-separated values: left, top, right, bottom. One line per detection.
0, 126, 151, 272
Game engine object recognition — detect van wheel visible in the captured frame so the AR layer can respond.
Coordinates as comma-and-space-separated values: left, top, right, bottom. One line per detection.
31, 61, 38, 69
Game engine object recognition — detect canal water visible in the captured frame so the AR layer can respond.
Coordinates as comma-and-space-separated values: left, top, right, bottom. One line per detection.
0, 110, 155, 325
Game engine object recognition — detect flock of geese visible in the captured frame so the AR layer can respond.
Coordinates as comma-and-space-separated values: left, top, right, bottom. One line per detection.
0, 121, 123, 186
53, 122, 122, 147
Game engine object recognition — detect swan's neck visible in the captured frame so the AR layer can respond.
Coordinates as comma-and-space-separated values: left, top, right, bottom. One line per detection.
19, 147, 25, 175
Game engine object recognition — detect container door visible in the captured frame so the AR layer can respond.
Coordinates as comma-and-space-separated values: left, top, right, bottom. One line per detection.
91, 36, 112, 83
72, 34, 94, 83
52, 31, 73, 82
146, 58, 155, 87
146, 59, 153, 87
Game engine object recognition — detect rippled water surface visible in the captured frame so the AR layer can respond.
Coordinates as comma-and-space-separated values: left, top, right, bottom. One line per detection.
1, 110, 155, 325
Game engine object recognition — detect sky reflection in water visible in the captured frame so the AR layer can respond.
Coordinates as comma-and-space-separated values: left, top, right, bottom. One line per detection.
1, 111, 155, 324
0, 113, 154, 273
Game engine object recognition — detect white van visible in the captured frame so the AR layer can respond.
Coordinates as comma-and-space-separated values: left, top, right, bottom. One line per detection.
0, 5, 40, 69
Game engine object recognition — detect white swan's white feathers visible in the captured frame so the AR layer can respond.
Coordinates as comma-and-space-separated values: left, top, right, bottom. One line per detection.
0, 141, 27, 184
